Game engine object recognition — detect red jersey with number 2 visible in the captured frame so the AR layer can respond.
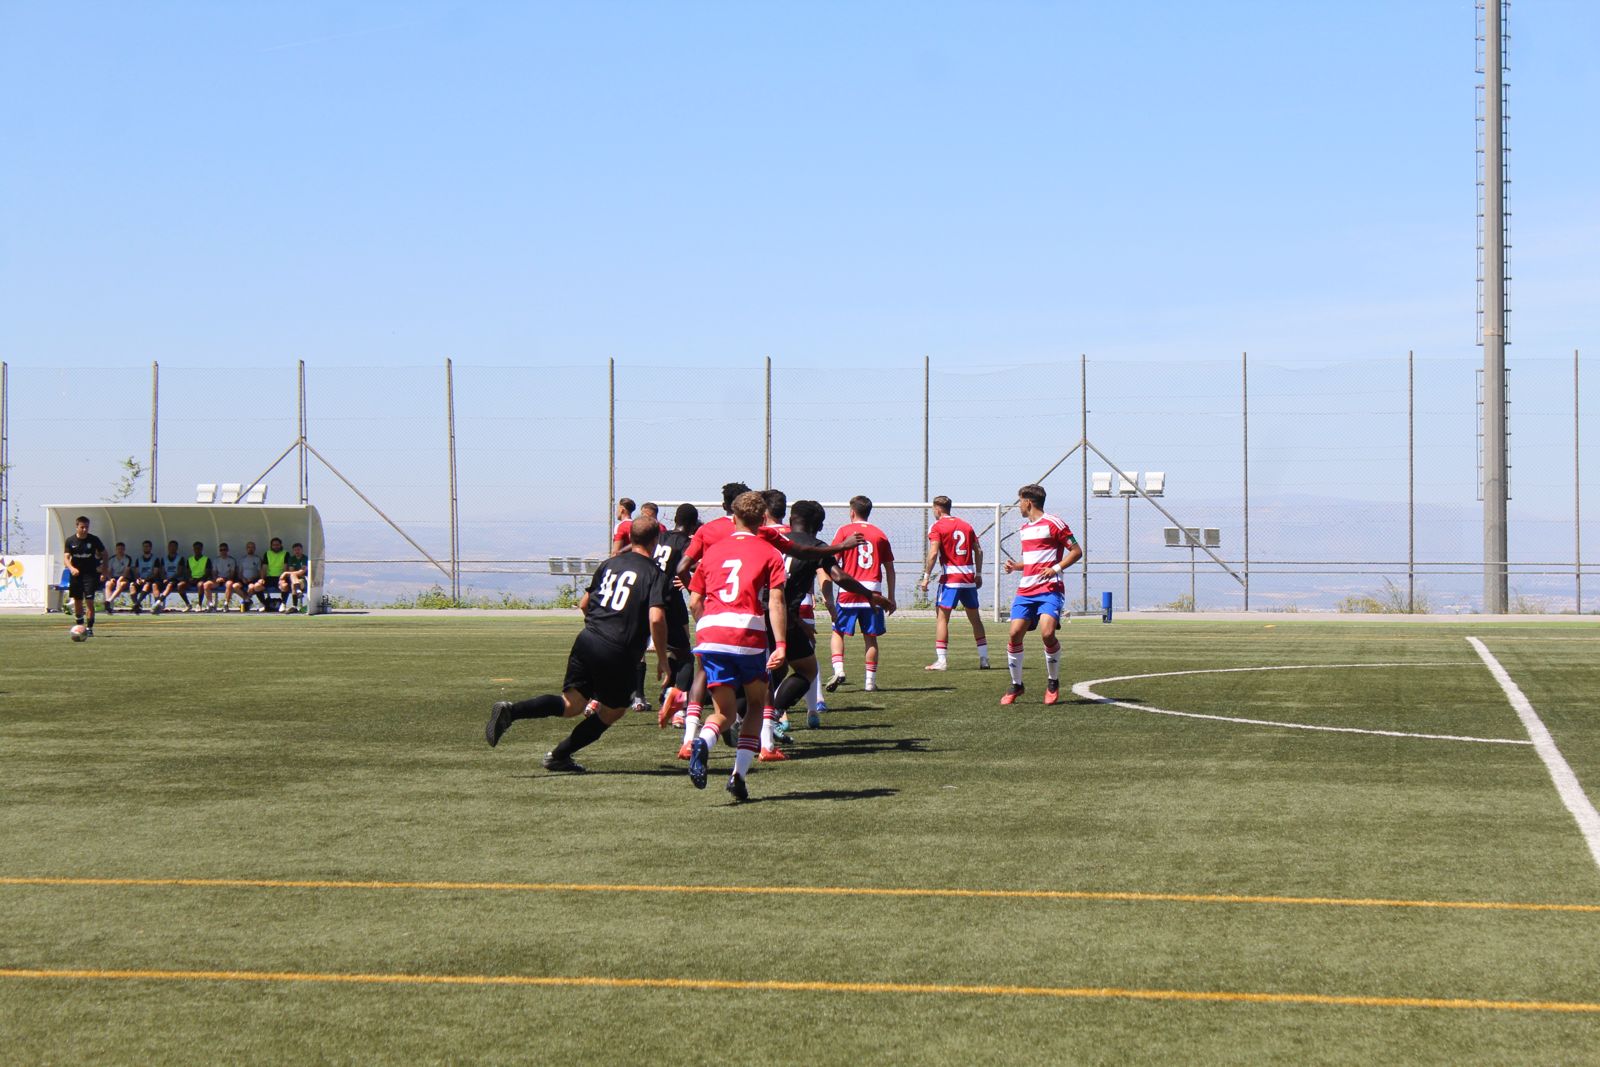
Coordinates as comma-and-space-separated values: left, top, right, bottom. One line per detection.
831, 521, 893, 609
690, 531, 787, 656
928, 515, 978, 588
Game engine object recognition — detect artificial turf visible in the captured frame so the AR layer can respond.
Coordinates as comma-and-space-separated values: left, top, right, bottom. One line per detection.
2, 612, 1598, 1064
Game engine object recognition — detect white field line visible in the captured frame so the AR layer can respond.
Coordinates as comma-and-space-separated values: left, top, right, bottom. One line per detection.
1070, 663, 1532, 746
1467, 637, 1600, 871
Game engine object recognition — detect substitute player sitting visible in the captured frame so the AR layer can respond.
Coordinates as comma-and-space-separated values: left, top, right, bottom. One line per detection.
825, 495, 896, 693
130, 540, 161, 614
999, 484, 1082, 705
685, 490, 788, 802
206, 543, 241, 612
919, 495, 989, 671
101, 542, 134, 613
485, 515, 671, 772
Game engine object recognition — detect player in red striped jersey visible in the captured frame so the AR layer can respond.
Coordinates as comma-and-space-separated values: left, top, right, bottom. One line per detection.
610, 497, 636, 555
686, 491, 789, 801
918, 495, 990, 671
671, 482, 862, 758
825, 495, 897, 693
999, 484, 1082, 705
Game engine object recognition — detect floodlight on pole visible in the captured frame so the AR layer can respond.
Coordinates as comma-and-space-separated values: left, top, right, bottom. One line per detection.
1165, 524, 1221, 612
1097, 470, 1150, 610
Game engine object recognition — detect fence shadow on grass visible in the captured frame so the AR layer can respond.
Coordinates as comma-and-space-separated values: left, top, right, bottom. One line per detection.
791, 736, 930, 760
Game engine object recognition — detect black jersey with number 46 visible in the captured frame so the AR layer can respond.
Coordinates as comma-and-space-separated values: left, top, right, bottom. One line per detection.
583, 552, 667, 656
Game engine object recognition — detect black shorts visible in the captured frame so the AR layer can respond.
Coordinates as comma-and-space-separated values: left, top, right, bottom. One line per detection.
68, 572, 100, 599
783, 616, 816, 663
563, 630, 637, 710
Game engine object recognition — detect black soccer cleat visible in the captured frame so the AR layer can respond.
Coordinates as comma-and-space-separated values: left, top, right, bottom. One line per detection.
541, 751, 586, 773
688, 738, 709, 789
486, 701, 515, 747
726, 773, 749, 803
1045, 679, 1061, 706
824, 674, 844, 692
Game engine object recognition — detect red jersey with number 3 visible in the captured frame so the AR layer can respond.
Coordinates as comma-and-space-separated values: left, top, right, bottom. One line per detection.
831, 520, 893, 609
690, 531, 786, 656
928, 515, 978, 588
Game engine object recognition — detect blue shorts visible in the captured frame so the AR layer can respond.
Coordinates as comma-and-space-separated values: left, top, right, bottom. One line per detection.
1009, 591, 1063, 630
832, 605, 887, 636
937, 585, 980, 611
698, 649, 769, 688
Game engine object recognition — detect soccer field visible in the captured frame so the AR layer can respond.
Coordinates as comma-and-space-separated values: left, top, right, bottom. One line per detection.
3, 613, 1599, 1064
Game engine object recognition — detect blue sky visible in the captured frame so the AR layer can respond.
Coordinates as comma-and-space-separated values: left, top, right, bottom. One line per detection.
3, 0, 1596, 370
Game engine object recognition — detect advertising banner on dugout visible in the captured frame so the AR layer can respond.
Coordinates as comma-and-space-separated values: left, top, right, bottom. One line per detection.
0, 555, 49, 608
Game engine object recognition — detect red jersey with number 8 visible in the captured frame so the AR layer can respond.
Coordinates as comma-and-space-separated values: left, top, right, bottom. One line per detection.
831, 520, 894, 609
690, 531, 787, 656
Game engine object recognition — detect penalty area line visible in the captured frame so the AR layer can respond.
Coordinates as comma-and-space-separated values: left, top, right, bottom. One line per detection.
1467, 637, 1600, 872
1, 966, 1598, 1015
3, 875, 1599, 914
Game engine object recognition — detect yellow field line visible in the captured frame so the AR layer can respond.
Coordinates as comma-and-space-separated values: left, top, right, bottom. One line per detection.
2, 966, 1597, 1014
3, 875, 1598, 915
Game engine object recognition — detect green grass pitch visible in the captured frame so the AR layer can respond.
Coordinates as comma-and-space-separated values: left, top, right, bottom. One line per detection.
3, 612, 1599, 1064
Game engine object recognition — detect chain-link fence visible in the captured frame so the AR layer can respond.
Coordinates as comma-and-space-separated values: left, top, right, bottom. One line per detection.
3, 354, 1594, 612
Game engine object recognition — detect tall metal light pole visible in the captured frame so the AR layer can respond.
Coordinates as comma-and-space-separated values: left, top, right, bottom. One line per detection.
1480, 0, 1510, 613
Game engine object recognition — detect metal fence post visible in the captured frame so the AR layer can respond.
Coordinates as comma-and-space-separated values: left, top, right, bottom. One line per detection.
993, 503, 1002, 622
150, 361, 159, 503
0, 360, 8, 553
1080, 354, 1089, 610
297, 360, 308, 504
446, 358, 460, 602
923, 355, 930, 541
771, 358, 777, 492
607, 357, 615, 555
1242, 351, 1250, 612
1577, 349, 1583, 614
1409, 351, 1416, 612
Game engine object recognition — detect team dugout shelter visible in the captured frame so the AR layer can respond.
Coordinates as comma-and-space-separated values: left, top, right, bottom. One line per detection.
42, 503, 326, 614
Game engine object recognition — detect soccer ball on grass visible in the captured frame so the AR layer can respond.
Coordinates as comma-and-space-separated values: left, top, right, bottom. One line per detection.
69, 625, 88, 642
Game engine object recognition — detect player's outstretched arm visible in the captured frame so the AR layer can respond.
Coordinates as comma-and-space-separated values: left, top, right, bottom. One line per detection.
649, 606, 670, 685
919, 543, 939, 591
766, 587, 788, 672
823, 565, 893, 612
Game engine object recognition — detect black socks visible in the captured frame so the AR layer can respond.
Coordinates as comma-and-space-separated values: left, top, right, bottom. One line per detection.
507, 694, 566, 721
552, 714, 610, 759
773, 672, 811, 712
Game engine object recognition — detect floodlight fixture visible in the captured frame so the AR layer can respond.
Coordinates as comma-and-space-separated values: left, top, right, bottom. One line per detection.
1091, 472, 1113, 497
1144, 472, 1165, 497
244, 484, 268, 504
1117, 473, 1138, 496
195, 483, 217, 504
219, 482, 242, 505
1203, 528, 1221, 548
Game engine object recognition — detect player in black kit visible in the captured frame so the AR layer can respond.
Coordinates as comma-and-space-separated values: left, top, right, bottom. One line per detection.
651, 503, 700, 726
63, 515, 108, 636
484, 515, 671, 772
772, 500, 892, 729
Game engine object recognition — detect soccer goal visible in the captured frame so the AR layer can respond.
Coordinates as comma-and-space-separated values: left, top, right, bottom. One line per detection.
637, 501, 1010, 620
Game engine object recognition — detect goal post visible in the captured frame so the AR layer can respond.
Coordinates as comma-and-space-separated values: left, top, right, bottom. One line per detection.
631, 501, 1008, 621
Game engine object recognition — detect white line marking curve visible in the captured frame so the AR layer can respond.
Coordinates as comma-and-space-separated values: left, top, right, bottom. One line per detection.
1070, 662, 1533, 746
1467, 637, 1600, 870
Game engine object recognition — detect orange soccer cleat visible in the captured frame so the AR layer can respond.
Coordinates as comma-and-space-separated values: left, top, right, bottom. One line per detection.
757, 747, 788, 762
677, 741, 695, 760
1043, 680, 1061, 705
999, 684, 1025, 706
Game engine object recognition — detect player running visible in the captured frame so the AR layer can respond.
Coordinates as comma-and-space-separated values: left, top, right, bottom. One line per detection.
1000, 484, 1083, 705
825, 495, 896, 693
485, 515, 671, 772
63, 515, 106, 636
919, 495, 989, 671
647, 503, 699, 724
671, 482, 861, 757
684, 491, 788, 802
772, 500, 893, 733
